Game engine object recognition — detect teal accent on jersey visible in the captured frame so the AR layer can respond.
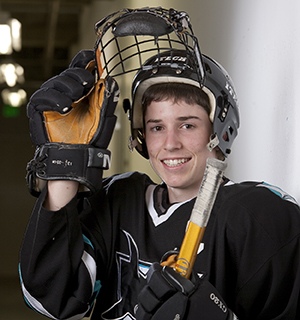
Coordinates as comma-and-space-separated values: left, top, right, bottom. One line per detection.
257, 182, 298, 206
83, 234, 94, 249
94, 280, 101, 296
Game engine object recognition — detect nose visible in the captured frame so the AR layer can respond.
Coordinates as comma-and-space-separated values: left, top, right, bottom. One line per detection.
163, 128, 182, 151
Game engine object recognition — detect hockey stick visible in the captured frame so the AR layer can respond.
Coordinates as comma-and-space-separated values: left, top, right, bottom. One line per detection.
162, 157, 227, 278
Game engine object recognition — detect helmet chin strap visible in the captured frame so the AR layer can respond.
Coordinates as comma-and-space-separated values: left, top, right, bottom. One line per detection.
129, 131, 221, 159
128, 136, 138, 152
129, 133, 220, 153
207, 134, 219, 152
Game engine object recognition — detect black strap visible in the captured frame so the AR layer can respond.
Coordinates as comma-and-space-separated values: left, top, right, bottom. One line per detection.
26, 143, 111, 197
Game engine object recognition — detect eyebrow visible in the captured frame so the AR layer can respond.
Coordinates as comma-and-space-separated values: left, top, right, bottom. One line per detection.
146, 116, 201, 124
177, 116, 201, 121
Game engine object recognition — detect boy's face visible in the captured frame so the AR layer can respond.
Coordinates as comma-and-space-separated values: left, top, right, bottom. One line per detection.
144, 99, 217, 202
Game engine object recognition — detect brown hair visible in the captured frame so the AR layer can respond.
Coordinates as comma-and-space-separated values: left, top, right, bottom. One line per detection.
141, 82, 211, 118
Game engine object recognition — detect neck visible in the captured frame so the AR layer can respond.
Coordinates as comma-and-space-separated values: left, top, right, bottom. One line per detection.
167, 186, 198, 204
167, 177, 225, 204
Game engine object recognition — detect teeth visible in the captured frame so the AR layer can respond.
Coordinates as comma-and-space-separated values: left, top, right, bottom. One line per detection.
163, 159, 189, 167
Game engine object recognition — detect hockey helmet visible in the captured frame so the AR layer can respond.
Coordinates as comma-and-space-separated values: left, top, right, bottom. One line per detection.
129, 49, 240, 158
93, 7, 239, 158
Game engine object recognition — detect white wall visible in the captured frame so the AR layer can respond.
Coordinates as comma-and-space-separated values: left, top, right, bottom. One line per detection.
198, 0, 300, 203
79, 0, 300, 202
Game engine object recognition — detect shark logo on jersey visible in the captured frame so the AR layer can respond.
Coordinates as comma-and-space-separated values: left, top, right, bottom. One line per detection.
101, 229, 206, 320
101, 230, 151, 320
257, 182, 298, 206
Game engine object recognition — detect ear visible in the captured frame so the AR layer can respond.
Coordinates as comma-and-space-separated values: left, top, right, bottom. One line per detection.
222, 132, 229, 142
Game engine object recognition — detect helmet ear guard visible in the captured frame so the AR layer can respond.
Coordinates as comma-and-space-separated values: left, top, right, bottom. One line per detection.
203, 56, 239, 157
94, 7, 239, 159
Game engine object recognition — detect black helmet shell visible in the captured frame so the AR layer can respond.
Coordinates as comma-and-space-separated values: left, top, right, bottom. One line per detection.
130, 50, 240, 158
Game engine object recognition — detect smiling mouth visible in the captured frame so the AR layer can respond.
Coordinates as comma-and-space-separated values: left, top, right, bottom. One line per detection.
162, 158, 190, 167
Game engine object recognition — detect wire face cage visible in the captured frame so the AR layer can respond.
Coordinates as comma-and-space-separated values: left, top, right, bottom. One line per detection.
94, 7, 205, 85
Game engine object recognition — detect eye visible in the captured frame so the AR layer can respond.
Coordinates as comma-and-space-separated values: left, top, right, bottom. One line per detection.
181, 123, 195, 129
151, 125, 163, 132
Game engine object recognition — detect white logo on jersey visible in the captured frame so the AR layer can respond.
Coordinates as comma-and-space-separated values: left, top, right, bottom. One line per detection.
197, 242, 205, 255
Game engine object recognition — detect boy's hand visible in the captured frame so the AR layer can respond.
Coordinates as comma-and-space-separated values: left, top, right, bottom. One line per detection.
26, 50, 119, 196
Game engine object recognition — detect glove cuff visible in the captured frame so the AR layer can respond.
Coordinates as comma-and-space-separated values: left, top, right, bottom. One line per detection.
26, 143, 111, 197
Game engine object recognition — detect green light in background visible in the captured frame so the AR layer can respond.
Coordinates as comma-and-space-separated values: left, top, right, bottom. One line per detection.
2, 104, 20, 117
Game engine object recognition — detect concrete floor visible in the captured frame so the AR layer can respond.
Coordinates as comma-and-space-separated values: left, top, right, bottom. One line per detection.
0, 277, 45, 320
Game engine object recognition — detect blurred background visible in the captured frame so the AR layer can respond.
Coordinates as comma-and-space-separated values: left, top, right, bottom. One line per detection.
1, 0, 300, 319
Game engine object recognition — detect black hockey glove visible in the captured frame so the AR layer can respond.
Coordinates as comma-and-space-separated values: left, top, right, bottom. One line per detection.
136, 263, 237, 320
26, 49, 119, 196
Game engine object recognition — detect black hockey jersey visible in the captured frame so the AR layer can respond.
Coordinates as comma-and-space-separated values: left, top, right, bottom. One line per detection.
20, 171, 300, 320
